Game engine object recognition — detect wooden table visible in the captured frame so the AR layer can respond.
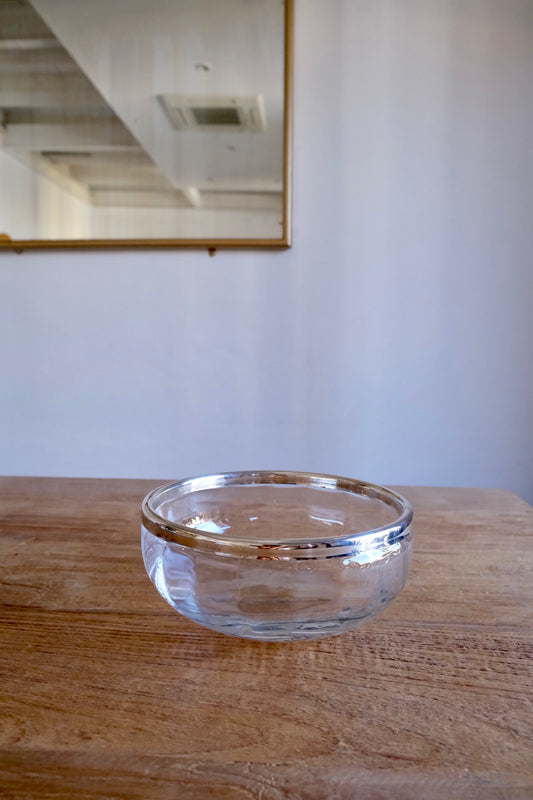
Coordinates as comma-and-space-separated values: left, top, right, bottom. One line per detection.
0, 477, 531, 799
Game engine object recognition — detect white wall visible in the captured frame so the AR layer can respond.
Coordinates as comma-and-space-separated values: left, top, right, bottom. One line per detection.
1, 0, 532, 502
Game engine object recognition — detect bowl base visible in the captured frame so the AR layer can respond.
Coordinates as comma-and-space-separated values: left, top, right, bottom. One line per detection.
176, 606, 385, 642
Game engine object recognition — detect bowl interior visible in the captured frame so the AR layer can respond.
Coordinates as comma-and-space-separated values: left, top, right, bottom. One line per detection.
150, 480, 399, 543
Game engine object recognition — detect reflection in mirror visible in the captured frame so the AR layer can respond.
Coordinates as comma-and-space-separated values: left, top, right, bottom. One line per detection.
0, 0, 291, 247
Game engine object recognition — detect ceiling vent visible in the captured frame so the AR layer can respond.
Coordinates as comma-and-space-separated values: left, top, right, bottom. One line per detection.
159, 94, 266, 132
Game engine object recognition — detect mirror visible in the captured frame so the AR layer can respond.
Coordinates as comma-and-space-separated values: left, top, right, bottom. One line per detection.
0, 0, 292, 249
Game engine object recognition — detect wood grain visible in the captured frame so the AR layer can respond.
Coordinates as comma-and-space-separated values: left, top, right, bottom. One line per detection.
0, 477, 532, 799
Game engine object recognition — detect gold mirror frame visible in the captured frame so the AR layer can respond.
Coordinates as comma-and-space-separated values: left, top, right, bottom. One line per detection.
0, 0, 292, 252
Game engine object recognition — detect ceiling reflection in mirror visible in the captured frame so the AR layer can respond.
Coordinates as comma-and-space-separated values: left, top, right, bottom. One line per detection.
0, 0, 290, 247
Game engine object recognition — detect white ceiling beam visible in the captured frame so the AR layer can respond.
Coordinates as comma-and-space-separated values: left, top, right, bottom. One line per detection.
0, 49, 78, 74
74, 166, 172, 190
3, 120, 138, 151
90, 188, 189, 208
182, 187, 202, 208
0, 74, 105, 108
13, 151, 90, 203
44, 150, 151, 167
0, 38, 60, 51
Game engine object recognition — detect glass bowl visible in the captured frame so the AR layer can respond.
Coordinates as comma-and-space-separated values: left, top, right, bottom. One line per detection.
141, 471, 414, 642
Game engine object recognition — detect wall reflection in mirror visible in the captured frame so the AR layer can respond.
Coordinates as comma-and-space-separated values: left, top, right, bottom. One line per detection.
0, 0, 290, 246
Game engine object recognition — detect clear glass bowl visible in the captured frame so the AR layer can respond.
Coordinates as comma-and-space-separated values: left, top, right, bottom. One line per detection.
141, 471, 414, 642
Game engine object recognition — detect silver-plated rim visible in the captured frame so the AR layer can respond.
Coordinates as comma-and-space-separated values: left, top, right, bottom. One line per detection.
141, 471, 413, 560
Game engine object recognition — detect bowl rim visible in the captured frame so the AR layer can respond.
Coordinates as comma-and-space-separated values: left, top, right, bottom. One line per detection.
141, 471, 414, 560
